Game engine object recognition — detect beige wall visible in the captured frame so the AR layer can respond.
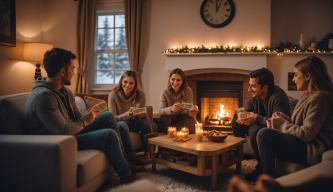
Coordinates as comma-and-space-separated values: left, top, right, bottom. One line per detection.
270, 0, 333, 99
268, 56, 333, 99
0, 0, 78, 96
1, 0, 332, 110
142, 0, 271, 109
271, 0, 333, 47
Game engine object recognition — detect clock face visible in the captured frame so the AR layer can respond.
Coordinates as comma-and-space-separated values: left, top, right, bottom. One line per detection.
200, 0, 235, 28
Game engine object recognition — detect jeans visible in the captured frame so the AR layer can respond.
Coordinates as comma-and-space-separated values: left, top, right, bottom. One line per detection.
256, 128, 307, 176
127, 117, 151, 152
231, 113, 256, 137
158, 114, 195, 134
249, 124, 264, 165
116, 121, 140, 163
76, 112, 136, 179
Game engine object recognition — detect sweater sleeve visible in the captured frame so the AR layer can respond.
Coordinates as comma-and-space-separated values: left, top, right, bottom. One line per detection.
159, 89, 173, 115
138, 90, 146, 107
256, 92, 290, 126
66, 89, 94, 126
33, 92, 85, 135
67, 89, 82, 117
245, 98, 267, 126
245, 98, 255, 112
279, 95, 330, 142
180, 87, 194, 115
108, 91, 130, 121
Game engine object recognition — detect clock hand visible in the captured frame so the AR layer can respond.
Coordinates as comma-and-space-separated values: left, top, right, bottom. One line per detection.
216, 0, 222, 12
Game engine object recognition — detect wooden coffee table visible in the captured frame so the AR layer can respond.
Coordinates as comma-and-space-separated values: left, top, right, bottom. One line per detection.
148, 135, 245, 190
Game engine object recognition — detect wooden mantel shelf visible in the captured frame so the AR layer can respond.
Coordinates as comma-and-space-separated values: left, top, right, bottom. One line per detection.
163, 52, 333, 56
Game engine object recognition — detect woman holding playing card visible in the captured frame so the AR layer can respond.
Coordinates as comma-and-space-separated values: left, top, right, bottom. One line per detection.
108, 70, 151, 157
158, 68, 199, 134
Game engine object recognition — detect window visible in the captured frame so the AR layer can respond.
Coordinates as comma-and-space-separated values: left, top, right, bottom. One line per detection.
95, 13, 129, 85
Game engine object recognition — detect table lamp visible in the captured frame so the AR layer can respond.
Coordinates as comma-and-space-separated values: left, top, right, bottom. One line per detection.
23, 42, 53, 80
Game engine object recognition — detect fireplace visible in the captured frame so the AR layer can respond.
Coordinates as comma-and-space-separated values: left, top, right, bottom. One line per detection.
197, 81, 242, 129
187, 72, 250, 130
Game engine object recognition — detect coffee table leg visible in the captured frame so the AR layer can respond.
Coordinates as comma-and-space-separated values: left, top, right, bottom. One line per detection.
236, 161, 242, 174
211, 155, 219, 190
150, 144, 156, 172
236, 145, 243, 174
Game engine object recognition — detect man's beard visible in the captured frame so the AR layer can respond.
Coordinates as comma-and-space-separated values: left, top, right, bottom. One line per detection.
62, 76, 71, 86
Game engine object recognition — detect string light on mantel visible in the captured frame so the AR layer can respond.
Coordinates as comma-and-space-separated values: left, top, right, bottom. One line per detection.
162, 44, 333, 55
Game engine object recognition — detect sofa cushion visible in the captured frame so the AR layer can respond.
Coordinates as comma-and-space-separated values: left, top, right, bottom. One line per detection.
276, 161, 333, 188
0, 93, 30, 134
322, 150, 333, 161
276, 161, 306, 176
77, 150, 109, 187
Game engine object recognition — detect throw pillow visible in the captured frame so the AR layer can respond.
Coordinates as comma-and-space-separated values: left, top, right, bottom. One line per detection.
83, 96, 108, 112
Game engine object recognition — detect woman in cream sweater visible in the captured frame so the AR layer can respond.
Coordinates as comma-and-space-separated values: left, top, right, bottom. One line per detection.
256, 56, 333, 177
158, 68, 198, 134
108, 71, 151, 154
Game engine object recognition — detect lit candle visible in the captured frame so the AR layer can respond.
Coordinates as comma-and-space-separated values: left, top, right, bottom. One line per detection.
168, 127, 177, 138
196, 129, 203, 142
181, 127, 189, 135
176, 131, 185, 140
195, 122, 202, 130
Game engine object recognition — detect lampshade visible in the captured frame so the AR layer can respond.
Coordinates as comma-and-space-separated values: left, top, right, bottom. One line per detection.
23, 42, 53, 62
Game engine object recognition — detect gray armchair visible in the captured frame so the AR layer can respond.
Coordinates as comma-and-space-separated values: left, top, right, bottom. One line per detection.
0, 92, 146, 192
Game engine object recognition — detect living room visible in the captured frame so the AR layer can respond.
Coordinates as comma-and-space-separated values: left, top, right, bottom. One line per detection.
1, 0, 333, 191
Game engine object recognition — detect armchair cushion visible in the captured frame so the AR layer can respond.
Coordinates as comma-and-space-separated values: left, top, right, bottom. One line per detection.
77, 150, 109, 186
322, 149, 333, 161
0, 135, 77, 192
276, 161, 333, 188
0, 93, 29, 134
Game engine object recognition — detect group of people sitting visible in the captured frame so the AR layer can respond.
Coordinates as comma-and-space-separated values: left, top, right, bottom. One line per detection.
24, 48, 199, 183
24, 48, 333, 188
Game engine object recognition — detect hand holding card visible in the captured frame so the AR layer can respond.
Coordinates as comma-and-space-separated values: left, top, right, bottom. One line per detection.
132, 107, 147, 115
91, 102, 107, 113
181, 102, 194, 110
90, 102, 107, 118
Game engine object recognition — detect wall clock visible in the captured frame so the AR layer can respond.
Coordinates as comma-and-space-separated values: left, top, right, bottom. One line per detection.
200, 0, 235, 28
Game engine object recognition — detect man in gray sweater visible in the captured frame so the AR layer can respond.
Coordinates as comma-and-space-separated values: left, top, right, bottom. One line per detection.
232, 68, 290, 179
25, 48, 140, 183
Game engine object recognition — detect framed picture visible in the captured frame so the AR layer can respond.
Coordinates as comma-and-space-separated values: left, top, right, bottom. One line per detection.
0, 0, 16, 46
288, 72, 296, 91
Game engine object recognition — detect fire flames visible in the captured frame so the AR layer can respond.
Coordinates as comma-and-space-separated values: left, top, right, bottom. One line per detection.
207, 104, 232, 126
215, 104, 230, 119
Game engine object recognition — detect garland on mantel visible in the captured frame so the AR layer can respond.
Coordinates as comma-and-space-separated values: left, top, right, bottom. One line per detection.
163, 45, 333, 55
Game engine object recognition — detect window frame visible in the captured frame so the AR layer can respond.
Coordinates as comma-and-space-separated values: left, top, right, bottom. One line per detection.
90, 11, 129, 92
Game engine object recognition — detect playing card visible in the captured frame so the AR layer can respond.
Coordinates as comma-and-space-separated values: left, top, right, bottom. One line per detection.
92, 102, 107, 112
133, 107, 147, 115
181, 102, 193, 110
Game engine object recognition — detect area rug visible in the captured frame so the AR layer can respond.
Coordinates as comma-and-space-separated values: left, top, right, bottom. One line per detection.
101, 159, 257, 192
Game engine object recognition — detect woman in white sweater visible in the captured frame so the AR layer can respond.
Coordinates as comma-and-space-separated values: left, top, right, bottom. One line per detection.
256, 56, 333, 177
158, 68, 198, 134
108, 71, 151, 155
